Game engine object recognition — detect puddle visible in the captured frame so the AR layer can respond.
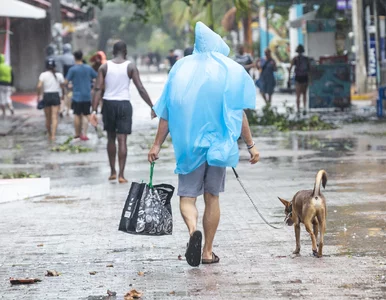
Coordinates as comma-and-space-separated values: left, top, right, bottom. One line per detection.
287, 135, 357, 153
33, 195, 90, 204
327, 202, 386, 257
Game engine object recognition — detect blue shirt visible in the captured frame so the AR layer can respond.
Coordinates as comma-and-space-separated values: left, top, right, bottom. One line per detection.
66, 64, 97, 102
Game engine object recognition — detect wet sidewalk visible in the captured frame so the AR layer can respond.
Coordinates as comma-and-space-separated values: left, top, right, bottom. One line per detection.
0, 77, 385, 299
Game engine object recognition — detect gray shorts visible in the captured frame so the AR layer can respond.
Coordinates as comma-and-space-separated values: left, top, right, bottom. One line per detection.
178, 162, 226, 197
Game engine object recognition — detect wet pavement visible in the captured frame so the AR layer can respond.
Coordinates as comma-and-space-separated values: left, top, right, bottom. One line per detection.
0, 74, 385, 299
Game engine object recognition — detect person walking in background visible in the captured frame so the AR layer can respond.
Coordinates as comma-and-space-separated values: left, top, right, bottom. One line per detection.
58, 44, 75, 117
289, 44, 310, 116
148, 22, 259, 267
90, 51, 107, 73
90, 51, 107, 111
37, 58, 65, 141
90, 41, 155, 184
65, 50, 97, 141
257, 48, 277, 106
166, 49, 178, 72
234, 45, 254, 74
0, 54, 15, 116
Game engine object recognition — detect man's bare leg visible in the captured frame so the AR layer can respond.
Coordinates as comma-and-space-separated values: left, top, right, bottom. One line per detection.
202, 192, 220, 260
81, 115, 89, 137
74, 114, 82, 138
117, 133, 128, 183
107, 131, 117, 180
180, 197, 198, 235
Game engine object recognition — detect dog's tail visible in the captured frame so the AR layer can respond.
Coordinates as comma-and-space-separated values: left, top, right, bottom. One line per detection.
312, 170, 327, 196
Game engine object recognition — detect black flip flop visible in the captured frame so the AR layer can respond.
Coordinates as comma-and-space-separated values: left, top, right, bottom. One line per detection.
202, 252, 220, 264
185, 230, 202, 267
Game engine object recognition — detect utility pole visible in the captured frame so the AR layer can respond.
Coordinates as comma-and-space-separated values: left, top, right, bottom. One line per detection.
50, 0, 62, 26
352, 0, 367, 93
50, 0, 63, 54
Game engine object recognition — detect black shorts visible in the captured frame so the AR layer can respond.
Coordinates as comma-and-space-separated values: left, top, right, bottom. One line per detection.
71, 101, 91, 115
295, 75, 309, 84
102, 100, 133, 134
43, 92, 60, 107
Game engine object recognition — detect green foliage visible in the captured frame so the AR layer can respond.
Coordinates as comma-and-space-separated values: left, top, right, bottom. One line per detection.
78, 0, 162, 22
148, 29, 176, 54
247, 105, 336, 132
51, 137, 92, 153
0, 172, 41, 179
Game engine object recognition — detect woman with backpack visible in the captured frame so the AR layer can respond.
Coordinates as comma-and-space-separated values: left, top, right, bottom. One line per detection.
37, 58, 65, 141
289, 44, 310, 116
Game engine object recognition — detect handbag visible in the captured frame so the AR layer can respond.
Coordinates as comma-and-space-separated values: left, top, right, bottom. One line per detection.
37, 100, 45, 110
118, 162, 174, 236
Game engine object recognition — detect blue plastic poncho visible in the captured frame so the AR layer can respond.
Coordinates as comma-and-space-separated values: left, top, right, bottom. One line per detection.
153, 22, 256, 175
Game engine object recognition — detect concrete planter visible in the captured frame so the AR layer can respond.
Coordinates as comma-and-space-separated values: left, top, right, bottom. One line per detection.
0, 178, 50, 203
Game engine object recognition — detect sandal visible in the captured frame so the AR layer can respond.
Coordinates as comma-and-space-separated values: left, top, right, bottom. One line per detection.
202, 252, 220, 264
185, 231, 202, 267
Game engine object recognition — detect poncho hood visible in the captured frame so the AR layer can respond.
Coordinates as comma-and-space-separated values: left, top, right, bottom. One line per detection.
193, 22, 230, 56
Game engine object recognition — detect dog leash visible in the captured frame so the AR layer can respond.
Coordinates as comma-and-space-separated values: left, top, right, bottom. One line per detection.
232, 167, 288, 230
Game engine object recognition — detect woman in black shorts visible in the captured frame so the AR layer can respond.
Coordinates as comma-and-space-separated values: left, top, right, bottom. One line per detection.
289, 45, 310, 116
37, 58, 65, 141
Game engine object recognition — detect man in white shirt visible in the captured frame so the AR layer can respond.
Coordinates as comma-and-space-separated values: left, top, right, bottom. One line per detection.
91, 41, 155, 183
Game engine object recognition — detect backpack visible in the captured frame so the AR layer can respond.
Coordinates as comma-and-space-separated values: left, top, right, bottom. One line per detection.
295, 55, 309, 77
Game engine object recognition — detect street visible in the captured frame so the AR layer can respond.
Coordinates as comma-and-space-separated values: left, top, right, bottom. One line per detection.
0, 74, 385, 300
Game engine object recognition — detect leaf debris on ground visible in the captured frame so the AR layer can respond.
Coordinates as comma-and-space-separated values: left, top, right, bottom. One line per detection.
51, 137, 92, 153
89, 271, 97, 275
46, 270, 60, 277
137, 271, 144, 276
107, 290, 117, 296
124, 289, 143, 299
10, 277, 42, 285
0, 172, 41, 179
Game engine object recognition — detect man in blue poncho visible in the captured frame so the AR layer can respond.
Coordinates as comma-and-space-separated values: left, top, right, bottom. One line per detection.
148, 22, 259, 267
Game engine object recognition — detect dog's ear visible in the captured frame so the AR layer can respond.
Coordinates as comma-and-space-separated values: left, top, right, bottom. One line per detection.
278, 197, 290, 207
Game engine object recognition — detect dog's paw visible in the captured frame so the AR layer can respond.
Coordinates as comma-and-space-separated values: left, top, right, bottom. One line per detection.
293, 249, 300, 255
312, 250, 318, 257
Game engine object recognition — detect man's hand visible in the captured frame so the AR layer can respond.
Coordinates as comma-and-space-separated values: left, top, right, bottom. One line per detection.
248, 146, 260, 164
151, 109, 157, 119
148, 144, 161, 163
90, 113, 98, 127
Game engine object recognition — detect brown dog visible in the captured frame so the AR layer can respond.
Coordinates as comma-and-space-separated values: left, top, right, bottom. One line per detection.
279, 170, 327, 257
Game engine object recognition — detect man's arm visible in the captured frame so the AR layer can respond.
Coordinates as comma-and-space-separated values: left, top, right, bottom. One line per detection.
148, 118, 169, 163
241, 111, 259, 164
128, 63, 153, 108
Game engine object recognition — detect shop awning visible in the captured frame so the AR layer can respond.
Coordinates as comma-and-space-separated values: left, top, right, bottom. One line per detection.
289, 10, 317, 28
0, 0, 47, 19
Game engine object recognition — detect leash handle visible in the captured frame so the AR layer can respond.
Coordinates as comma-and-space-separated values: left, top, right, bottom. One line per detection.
149, 162, 155, 188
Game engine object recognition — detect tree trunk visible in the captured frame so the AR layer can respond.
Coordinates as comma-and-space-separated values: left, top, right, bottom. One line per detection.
242, 0, 252, 52
206, 0, 214, 30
